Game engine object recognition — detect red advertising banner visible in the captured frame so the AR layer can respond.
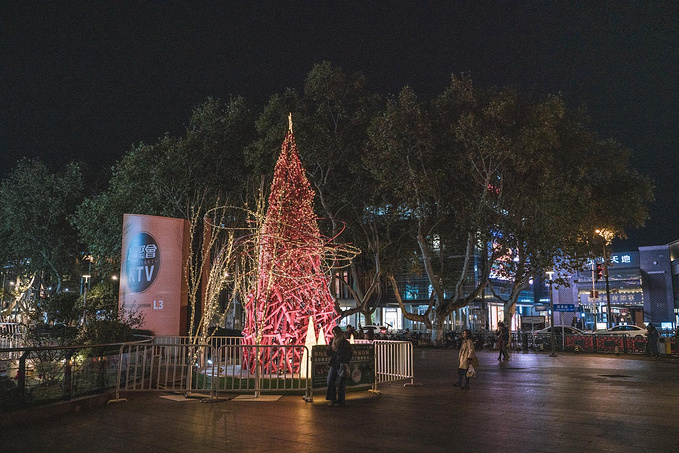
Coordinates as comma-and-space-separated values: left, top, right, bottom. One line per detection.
565, 335, 594, 352
119, 214, 190, 336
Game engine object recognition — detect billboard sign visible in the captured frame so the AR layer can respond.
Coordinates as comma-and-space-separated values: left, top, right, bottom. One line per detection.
119, 214, 190, 336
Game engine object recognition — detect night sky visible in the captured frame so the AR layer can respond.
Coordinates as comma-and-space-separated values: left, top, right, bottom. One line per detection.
1, 2, 677, 249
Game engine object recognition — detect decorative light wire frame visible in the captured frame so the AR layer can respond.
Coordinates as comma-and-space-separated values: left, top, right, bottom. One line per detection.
203, 203, 358, 376
239, 125, 360, 375
243, 217, 359, 374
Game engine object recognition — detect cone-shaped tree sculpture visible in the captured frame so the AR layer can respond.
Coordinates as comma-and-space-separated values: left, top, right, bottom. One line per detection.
242, 117, 337, 373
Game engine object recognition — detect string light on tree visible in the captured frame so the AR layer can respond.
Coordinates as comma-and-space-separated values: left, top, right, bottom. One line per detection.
242, 114, 358, 373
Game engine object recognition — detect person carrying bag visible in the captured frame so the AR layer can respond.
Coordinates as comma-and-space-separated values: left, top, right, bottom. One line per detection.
454, 329, 479, 390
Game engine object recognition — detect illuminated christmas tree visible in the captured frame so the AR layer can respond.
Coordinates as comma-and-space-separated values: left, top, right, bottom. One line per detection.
242, 116, 337, 373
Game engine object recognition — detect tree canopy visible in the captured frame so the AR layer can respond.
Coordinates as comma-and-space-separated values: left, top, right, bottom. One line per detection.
1, 63, 654, 335
73, 96, 256, 273
0, 159, 84, 294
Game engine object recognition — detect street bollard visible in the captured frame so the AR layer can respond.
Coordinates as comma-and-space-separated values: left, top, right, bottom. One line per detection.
662, 338, 670, 355
522, 333, 528, 352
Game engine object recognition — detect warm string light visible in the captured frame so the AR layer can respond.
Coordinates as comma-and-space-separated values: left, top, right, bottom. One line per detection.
241, 127, 358, 374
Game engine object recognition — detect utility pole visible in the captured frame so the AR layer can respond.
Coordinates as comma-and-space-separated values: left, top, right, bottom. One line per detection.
596, 229, 614, 330
81, 274, 91, 325
546, 271, 557, 358
602, 247, 612, 329
591, 262, 597, 330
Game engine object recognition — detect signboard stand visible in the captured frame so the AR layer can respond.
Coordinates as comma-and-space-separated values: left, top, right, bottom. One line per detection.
311, 344, 375, 390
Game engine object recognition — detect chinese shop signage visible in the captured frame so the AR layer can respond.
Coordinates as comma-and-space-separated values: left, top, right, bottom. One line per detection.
119, 214, 190, 336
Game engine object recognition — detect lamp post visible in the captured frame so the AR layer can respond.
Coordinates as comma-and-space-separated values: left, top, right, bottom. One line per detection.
81, 274, 91, 324
546, 271, 557, 357
596, 229, 614, 329
602, 249, 612, 329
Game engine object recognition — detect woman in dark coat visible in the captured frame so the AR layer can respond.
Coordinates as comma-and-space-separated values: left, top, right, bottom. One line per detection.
647, 323, 660, 357
326, 326, 352, 406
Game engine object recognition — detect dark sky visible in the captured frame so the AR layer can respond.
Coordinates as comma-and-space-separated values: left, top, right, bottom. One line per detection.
1, 2, 677, 249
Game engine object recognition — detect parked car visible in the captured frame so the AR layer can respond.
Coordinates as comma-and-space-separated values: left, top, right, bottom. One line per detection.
533, 326, 586, 349
362, 325, 390, 334
597, 324, 647, 338
534, 326, 587, 336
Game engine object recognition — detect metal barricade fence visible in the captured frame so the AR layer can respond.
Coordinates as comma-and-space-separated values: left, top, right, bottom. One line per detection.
112, 341, 216, 402
153, 336, 241, 367
1, 340, 149, 411
371, 340, 417, 394
215, 344, 312, 401
0, 323, 25, 348
154, 336, 242, 349
112, 341, 313, 402
112, 339, 422, 402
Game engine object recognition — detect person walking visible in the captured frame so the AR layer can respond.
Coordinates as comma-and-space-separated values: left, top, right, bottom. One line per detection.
326, 326, 352, 406
496, 322, 506, 361
502, 323, 511, 361
497, 322, 510, 361
646, 322, 660, 358
453, 329, 479, 390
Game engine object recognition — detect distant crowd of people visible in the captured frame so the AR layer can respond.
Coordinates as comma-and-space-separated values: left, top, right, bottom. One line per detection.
341, 324, 513, 351
343, 325, 444, 345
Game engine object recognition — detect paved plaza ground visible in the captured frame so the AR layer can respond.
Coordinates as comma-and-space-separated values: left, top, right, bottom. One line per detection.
2, 349, 679, 453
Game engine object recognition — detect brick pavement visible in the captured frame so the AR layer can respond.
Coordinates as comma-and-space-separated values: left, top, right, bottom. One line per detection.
2, 349, 679, 453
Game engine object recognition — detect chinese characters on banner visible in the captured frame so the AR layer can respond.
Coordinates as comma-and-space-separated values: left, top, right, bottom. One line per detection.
119, 214, 190, 335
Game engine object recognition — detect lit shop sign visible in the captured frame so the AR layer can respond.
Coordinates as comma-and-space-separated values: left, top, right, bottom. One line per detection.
579, 292, 643, 306
608, 252, 639, 268
125, 232, 160, 293
585, 252, 639, 269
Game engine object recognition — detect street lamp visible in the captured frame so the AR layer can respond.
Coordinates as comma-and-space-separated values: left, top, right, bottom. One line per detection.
82, 274, 91, 324
546, 271, 557, 358
596, 229, 614, 329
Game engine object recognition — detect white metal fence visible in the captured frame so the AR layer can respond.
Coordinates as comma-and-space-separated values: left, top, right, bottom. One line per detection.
154, 336, 242, 351
371, 340, 417, 393
0, 323, 25, 348
215, 344, 312, 401
111, 338, 312, 402
111, 341, 217, 402
111, 337, 416, 403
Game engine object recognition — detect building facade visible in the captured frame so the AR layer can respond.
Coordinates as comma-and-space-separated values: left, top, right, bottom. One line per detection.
338, 243, 679, 334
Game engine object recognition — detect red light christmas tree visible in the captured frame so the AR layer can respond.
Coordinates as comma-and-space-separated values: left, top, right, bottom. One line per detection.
242, 117, 337, 373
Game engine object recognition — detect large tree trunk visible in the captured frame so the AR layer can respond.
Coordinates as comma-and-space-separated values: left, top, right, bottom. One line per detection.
503, 301, 517, 326
430, 309, 448, 346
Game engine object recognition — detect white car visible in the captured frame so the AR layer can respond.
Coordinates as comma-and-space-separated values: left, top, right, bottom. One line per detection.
534, 326, 587, 336
532, 326, 586, 348
598, 325, 647, 338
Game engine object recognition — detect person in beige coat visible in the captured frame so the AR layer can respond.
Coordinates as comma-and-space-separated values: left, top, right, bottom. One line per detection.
453, 329, 479, 390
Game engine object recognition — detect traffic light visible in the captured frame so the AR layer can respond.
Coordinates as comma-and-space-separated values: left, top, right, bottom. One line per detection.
595, 263, 604, 281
